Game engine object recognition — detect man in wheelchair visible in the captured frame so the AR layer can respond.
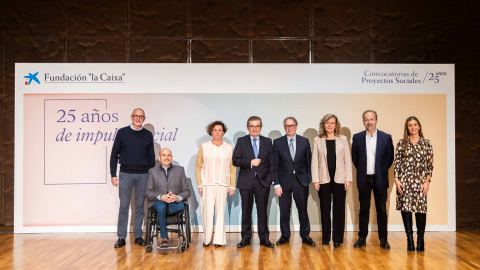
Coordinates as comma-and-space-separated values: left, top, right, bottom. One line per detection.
144, 148, 192, 248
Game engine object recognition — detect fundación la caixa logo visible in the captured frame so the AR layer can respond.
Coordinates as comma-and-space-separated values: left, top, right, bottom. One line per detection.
24, 72, 41, 85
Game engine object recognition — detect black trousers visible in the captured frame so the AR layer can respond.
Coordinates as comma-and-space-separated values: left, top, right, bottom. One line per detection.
318, 169, 346, 243
239, 176, 270, 241
279, 175, 310, 239
358, 174, 388, 240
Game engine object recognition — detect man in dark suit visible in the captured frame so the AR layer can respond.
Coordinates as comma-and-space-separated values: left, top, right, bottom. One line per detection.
233, 116, 275, 248
352, 110, 394, 249
144, 148, 191, 247
273, 117, 315, 246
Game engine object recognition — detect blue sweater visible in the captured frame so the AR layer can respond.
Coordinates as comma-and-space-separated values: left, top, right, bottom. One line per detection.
110, 126, 155, 177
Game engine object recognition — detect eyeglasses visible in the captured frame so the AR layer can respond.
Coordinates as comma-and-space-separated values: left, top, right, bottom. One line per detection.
132, 115, 145, 119
284, 124, 297, 129
248, 125, 262, 129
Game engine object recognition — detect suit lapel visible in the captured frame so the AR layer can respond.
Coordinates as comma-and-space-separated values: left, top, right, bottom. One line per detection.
320, 137, 327, 160
283, 135, 294, 161
335, 136, 341, 159
362, 130, 367, 158
157, 166, 168, 184
293, 136, 301, 161
246, 135, 256, 158
375, 130, 383, 163
258, 135, 266, 157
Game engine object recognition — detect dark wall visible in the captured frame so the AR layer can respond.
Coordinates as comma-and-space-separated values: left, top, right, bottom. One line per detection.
1, 0, 479, 228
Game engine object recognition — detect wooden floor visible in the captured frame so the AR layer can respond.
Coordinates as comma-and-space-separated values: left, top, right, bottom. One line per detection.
0, 231, 479, 270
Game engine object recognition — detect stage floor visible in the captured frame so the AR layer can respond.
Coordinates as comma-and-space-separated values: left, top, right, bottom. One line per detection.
0, 231, 478, 269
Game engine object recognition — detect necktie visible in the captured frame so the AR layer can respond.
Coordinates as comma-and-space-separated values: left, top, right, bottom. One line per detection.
289, 138, 295, 160
253, 138, 258, 158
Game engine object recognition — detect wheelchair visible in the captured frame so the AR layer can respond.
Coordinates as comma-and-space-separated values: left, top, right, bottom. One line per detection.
144, 202, 191, 253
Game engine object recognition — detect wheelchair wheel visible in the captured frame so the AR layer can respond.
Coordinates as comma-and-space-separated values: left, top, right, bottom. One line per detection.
145, 214, 153, 245
180, 244, 186, 253
186, 221, 191, 247
185, 205, 191, 246
146, 245, 153, 253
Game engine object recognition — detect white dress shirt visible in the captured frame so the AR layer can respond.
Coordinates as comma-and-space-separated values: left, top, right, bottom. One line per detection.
365, 130, 377, 175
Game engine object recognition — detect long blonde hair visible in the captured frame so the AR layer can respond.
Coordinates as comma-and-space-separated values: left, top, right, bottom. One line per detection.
318, 114, 342, 138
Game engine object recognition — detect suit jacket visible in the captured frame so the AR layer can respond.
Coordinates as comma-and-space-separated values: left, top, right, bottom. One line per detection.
144, 165, 192, 208
273, 134, 312, 188
311, 135, 353, 184
351, 129, 394, 190
233, 135, 274, 189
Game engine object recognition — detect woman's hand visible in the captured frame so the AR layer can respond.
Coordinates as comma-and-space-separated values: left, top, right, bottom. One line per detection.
313, 182, 320, 191
421, 181, 430, 196
228, 188, 235, 196
395, 179, 404, 195
198, 186, 203, 197
344, 181, 351, 190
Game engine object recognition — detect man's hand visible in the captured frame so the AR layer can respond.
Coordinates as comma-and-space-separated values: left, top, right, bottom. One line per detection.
251, 159, 261, 167
111, 177, 118, 187
313, 182, 320, 191
161, 194, 172, 203
198, 187, 204, 197
167, 191, 179, 202
275, 187, 283, 197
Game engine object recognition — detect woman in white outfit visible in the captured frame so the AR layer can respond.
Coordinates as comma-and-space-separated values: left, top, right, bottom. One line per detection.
195, 120, 236, 247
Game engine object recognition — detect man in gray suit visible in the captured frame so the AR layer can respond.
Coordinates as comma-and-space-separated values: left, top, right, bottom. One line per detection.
144, 148, 191, 247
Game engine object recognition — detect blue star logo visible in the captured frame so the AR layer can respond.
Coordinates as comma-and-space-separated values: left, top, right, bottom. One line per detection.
24, 72, 40, 85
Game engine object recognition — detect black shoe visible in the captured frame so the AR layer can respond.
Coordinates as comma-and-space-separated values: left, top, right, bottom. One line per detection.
302, 237, 316, 246
260, 239, 275, 248
354, 237, 366, 248
114, 238, 126, 248
134, 237, 146, 246
203, 242, 210, 247
276, 236, 289, 245
322, 241, 330, 246
237, 239, 250, 248
380, 239, 390, 250
334, 242, 341, 248
214, 244, 224, 248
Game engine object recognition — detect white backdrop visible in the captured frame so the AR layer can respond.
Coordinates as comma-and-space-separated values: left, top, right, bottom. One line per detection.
15, 64, 455, 233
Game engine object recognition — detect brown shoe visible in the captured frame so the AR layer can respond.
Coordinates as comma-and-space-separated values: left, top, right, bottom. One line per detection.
160, 238, 169, 248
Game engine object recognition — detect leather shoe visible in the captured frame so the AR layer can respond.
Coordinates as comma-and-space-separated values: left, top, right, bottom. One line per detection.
203, 242, 210, 247
334, 242, 341, 248
237, 239, 250, 248
380, 239, 390, 250
260, 239, 275, 248
134, 237, 146, 246
354, 237, 366, 248
322, 241, 330, 246
276, 236, 289, 245
214, 244, 224, 248
114, 238, 126, 248
302, 237, 316, 246
160, 238, 169, 248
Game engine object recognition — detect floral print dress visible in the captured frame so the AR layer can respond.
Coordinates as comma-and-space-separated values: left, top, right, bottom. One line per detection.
393, 137, 434, 213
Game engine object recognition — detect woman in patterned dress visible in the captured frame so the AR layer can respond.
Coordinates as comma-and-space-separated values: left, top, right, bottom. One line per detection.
393, 116, 433, 252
